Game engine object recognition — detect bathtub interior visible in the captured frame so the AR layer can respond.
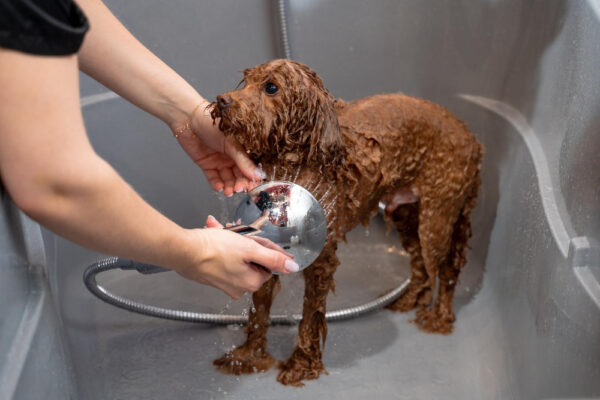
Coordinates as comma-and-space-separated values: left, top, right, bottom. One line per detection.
1, 0, 599, 399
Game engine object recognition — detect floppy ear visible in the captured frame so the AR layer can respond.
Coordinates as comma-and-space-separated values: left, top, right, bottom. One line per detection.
307, 92, 345, 167
288, 62, 345, 166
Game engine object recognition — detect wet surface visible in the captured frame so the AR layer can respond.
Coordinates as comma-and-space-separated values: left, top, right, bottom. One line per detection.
96, 214, 411, 323
70, 212, 492, 399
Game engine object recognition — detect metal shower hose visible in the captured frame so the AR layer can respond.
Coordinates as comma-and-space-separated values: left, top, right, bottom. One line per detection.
83, 257, 410, 325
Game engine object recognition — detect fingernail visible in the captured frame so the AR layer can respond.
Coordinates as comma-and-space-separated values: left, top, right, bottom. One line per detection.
235, 187, 244, 193
254, 167, 266, 180
207, 215, 216, 221
284, 259, 300, 273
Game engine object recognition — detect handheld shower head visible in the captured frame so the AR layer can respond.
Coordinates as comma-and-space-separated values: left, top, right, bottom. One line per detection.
232, 181, 327, 272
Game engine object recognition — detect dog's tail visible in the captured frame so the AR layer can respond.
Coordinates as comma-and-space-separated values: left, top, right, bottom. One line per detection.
448, 169, 481, 274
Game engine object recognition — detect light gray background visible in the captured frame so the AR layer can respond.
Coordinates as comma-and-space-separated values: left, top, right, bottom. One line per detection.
1, 1, 599, 399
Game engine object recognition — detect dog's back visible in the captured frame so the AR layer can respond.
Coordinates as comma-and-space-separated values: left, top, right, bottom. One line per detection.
334, 93, 482, 231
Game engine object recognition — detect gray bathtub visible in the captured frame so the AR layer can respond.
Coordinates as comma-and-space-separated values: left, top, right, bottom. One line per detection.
1, 0, 599, 399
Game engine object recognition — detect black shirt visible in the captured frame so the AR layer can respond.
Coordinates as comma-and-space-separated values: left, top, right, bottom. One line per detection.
0, 0, 89, 56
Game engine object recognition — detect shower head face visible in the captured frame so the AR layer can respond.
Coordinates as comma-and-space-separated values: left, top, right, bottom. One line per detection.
234, 181, 327, 272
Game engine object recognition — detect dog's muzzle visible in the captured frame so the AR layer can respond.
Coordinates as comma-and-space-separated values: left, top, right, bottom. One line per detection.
217, 94, 234, 111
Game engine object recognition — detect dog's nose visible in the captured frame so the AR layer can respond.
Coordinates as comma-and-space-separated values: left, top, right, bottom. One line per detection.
217, 94, 233, 110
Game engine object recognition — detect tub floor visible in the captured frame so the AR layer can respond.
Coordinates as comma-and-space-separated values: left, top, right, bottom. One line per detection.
68, 215, 506, 399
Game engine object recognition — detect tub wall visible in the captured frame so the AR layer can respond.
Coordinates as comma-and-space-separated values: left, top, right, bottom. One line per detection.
1, 0, 598, 398
288, 2, 600, 396
0, 190, 75, 399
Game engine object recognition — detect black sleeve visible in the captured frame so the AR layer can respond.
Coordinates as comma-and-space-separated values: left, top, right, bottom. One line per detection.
0, 0, 89, 56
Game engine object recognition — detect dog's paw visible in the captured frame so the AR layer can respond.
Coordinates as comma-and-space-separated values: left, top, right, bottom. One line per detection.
413, 308, 455, 334
213, 345, 275, 375
277, 352, 328, 387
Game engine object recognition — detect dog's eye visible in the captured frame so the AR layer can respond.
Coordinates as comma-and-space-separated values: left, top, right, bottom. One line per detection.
265, 82, 278, 95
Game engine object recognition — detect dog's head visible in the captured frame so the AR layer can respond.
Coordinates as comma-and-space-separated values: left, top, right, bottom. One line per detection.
210, 59, 345, 167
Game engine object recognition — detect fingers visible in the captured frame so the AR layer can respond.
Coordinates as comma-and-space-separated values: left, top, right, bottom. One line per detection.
205, 215, 243, 229
232, 167, 249, 193
248, 263, 272, 287
221, 263, 271, 299
219, 168, 235, 197
248, 235, 293, 258
203, 167, 250, 195
179, 228, 293, 302
204, 167, 252, 195
203, 169, 224, 192
248, 241, 299, 274
178, 120, 263, 193
224, 137, 265, 182
205, 215, 223, 228
227, 289, 245, 300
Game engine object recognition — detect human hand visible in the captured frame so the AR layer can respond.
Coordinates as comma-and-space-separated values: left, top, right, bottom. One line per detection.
171, 101, 265, 196
205, 215, 294, 259
175, 222, 299, 299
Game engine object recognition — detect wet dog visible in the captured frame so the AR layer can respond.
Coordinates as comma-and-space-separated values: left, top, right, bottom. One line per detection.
210, 59, 483, 386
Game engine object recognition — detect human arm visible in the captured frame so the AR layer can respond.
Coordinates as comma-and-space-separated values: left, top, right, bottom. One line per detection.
0, 48, 296, 298
75, 0, 263, 195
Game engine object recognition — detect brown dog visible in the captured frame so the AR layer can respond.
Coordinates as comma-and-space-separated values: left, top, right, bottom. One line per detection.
209, 59, 483, 386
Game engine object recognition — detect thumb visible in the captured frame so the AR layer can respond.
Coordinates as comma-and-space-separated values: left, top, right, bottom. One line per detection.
224, 137, 266, 181
205, 215, 223, 228
248, 242, 300, 274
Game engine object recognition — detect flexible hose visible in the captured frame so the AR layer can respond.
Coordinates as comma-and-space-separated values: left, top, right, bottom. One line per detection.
83, 257, 409, 325
277, 0, 292, 59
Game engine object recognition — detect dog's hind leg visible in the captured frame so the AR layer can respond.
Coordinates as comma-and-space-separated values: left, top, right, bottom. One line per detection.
213, 275, 280, 374
412, 190, 470, 334
418, 180, 479, 334
385, 202, 433, 312
277, 241, 339, 386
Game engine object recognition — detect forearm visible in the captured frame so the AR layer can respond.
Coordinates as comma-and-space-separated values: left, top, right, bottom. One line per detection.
76, 0, 263, 191
17, 156, 193, 268
76, 0, 204, 127
0, 48, 194, 270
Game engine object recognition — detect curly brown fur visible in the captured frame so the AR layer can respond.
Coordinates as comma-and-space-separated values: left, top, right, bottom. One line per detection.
210, 59, 484, 386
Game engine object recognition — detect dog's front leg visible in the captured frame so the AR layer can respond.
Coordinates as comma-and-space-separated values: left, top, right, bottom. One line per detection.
213, 275, 280, 374
277, 242, 339, 386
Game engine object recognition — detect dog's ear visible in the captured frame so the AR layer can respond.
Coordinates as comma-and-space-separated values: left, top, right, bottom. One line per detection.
307, 92, 345, 167
287, 62, 345, 167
